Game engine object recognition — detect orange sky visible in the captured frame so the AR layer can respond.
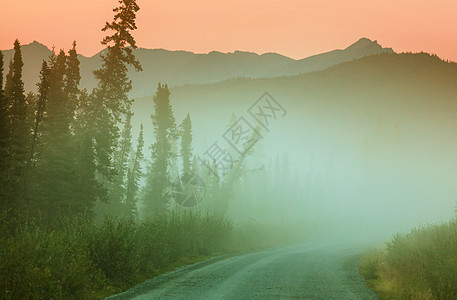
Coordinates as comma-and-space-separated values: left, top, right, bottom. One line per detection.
1, 0, 456, 61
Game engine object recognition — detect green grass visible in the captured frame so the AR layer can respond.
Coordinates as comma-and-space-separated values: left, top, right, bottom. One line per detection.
0, 212, 304, 299
360, 219, 457, 299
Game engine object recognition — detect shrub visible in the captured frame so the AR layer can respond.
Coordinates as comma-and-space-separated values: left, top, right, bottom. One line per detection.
361, 219, 457, 299
0, 221, 102, 299
0, 211, 303, 299
87, 216, 139, 285
136, 215, 172, 274
359, 249, 383, 280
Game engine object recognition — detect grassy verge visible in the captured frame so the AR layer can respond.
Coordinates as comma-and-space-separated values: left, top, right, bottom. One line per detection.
0, 212, 304, 299
359, 219, 457, 299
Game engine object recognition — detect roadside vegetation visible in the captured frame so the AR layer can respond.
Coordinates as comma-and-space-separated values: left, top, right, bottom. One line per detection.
0, 0, 310, 298
360, 218, 457, 299
0, 211, 305, 299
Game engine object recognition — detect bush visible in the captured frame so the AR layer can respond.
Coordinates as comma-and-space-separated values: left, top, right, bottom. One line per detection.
88, 217, 138, 285
135, 212, 233, 276
359, 249, 383, 280
0, 220, 103, 299
360, 219, 457, 299
0, 211, 304, 299
136, 215, 172, 275
165, 212, 232, 258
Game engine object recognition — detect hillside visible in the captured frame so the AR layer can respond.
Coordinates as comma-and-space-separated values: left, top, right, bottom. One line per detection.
134, 52, 457, 143
132, 52, 457, 228
1, 38, 393, 97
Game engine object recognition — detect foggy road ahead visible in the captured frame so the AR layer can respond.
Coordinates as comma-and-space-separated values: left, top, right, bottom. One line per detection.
107, 238, 379, 299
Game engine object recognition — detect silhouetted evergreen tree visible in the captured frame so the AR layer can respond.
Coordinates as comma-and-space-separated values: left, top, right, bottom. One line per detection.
4, 59, 13, 102
34, 49, 80, 217
26, 61, 50, 186
73, 90, 105, 216
212, 122, 261, 216
109, 110, 133, 215
142, 83, 177, 215
180, 113, 192, 174
0, 52, 9, 210
125, 124, 144, 217
65, 42, 81, 122
92, 0, 142, 203
23, 92, 38, 190
203, 161, 222, 214
191, 155, 199, 174
35, 50, 68, 214
4, 40, 28, 211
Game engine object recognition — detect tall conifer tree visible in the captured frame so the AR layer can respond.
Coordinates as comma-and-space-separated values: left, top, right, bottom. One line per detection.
142, 83, 177, 215
180, 113, 192, 174
34, 46, 82, 217
65, 42, 81, 122
125, 124, 144, 217
109, 110, 133, 214
4, 40, 27, 210
27, 61, 50, 182
0, 52, 9, 209
73, 90, 105, 216
92, 0, 142, 200
35, 50, 74, 216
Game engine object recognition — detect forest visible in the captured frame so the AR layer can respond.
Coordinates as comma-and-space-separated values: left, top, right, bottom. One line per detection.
2, 0, 457, 299
0, 1, 307, 298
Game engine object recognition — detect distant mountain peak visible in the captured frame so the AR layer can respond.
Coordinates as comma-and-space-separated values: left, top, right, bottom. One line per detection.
345, 37, 380, 50
29, 40, 48, 49
2, 38, 395, 98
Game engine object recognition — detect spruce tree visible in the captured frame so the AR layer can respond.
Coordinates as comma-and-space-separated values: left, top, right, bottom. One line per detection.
4, 40, 28, 210
24, 91, 38, 177
125, 124, 144, 217
92, 0, 142, 201
191, 155, 199, 174
204, 161, 222, 214
180, 113, 192, 174
73, 90, 105, 216
4, 59, 12, 98
109, 110, 133, 215
0, 52, 9, 209
65, 41, 81, 123
27, 61, 50, 179
35, 49, 78, 217
142, 83, 177, 215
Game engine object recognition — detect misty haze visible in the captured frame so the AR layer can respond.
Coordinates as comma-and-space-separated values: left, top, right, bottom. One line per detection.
1, 0, 457, 299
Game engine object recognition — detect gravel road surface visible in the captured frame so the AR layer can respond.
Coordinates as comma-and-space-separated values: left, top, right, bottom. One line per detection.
107, 237, 379, 299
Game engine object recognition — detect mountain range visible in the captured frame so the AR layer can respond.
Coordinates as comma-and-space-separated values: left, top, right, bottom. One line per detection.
1, 35, 456, 227
128, 52, 457, 226
1, 38, 393, 98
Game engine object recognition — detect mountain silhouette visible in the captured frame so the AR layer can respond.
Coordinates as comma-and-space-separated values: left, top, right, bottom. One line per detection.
146, 51, 455, 230
276, 38, 393, 76
131, 52, 456, 143
126, 52, 456, 182
1, 38, 393, 98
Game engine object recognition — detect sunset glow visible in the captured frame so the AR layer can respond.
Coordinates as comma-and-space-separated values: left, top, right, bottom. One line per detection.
1, 0, 456, 60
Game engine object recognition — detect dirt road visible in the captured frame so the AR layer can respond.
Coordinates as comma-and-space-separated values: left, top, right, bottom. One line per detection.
107, 238, 379, 299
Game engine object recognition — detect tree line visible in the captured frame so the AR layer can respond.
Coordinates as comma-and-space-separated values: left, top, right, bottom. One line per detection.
0, 0, 255, 226
0, 0, 197, 225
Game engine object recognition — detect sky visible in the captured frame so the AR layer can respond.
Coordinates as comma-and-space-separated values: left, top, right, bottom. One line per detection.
1, 0, 456, 61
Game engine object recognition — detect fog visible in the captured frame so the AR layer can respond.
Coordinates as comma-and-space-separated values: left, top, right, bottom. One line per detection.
131, 55, 457, 241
